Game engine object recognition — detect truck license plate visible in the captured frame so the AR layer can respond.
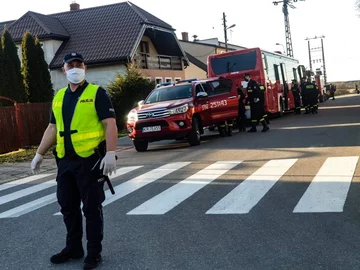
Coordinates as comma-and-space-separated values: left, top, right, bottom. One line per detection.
142, 126, 161, 133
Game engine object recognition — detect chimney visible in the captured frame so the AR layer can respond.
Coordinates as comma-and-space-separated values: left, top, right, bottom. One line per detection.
70, 1, 80, 11
181, 32, 189, 41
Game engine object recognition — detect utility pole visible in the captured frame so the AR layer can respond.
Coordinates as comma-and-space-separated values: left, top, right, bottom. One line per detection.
305, 35, 327, 84
222, 12, 236, 52
307, 39, 312, 72
321, 38, 327, 85
223, 12, 228, 52
273, 0, 305, 58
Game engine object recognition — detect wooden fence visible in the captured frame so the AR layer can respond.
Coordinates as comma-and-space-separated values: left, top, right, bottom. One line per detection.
0, 102, 51, 154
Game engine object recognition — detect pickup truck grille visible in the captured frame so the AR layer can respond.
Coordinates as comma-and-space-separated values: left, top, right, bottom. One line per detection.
138, 109, 169, 120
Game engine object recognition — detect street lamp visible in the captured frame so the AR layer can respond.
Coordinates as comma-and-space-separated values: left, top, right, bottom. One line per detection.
276, 43, 285, 54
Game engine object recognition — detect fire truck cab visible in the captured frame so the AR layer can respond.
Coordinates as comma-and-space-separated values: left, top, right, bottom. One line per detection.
126, 77, 238, 152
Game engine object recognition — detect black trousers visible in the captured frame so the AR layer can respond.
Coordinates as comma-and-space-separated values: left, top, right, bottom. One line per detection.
56, 153, 105, 256
294, 95, 301, 113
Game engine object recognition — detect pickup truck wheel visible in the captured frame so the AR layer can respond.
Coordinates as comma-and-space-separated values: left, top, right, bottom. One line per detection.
188, 117, 201, 146
133, 140, 148, 152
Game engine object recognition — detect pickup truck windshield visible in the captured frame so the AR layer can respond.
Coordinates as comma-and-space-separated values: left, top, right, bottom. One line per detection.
145, 85, 193, 104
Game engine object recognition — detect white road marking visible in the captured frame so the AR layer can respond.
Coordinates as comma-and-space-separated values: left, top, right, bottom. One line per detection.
127, 161, 242, 215
206, 159, 298, 214
52, 166, 144, 216
293, 156, 358, 213
101, 162, 190, 207
0, 179, 56, 206
0, 167, 141, 218
0, 173, 53, 192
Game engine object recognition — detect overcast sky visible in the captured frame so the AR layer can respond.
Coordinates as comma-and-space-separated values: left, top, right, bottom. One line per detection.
1, 0, 359, 82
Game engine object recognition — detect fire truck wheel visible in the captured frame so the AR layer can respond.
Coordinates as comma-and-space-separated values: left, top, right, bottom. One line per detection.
133, 140, 148, 152
188, 117, 201, 146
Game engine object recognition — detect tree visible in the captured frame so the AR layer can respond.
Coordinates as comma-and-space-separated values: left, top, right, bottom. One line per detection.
2, 29, 26, 103
34, 37, 53, 101
21, 32, 39, 103
107, 62, 155, 129
0, 43, 4, 106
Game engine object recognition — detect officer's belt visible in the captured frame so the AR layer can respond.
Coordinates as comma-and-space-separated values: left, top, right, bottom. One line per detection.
59, 130, 78, 137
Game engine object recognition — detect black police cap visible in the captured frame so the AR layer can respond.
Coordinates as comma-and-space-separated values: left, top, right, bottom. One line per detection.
63, 52, 84, 64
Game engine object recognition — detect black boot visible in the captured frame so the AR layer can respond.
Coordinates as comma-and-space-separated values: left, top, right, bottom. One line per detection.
227, 126, 233, 136
265, 117, 270, 125
261, 121, 269, 132
50, 247, 84, 264
248, 122, 257, 132
83, 254, 102, 269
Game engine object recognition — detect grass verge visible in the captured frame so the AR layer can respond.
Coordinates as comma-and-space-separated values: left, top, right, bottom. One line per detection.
0, 147, 53, 164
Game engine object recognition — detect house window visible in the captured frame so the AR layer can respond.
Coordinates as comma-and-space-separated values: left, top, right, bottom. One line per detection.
174, 77, 181, 82
165, 77, 172, 83
140, 41, 150, 54
155, 77, 163, 84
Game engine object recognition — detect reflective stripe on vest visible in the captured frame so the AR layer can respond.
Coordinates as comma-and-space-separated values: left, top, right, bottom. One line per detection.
306, 85, 315, 89
52, 84, 105, 158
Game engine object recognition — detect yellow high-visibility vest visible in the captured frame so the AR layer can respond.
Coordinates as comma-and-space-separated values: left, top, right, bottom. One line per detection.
52, 83, 105, 158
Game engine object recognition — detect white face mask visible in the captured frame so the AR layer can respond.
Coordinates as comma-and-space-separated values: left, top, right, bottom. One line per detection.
66, 68, 85, 84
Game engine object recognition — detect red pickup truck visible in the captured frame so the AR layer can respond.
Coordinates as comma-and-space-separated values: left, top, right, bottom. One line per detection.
126, 77, 239, 152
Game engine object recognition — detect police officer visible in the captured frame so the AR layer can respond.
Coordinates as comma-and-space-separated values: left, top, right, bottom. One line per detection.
30, 52, 118, 269
291, 79, 301, 114
237, 85, 246, 132
244, 73, 269, 132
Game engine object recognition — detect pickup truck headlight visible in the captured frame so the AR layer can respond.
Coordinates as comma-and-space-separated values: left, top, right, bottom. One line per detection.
127, 110, 138, 122
168, 104, 189, 115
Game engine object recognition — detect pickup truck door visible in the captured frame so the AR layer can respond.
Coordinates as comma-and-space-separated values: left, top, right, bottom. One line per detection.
194, 84, 211, 126
205, 79, 238, 123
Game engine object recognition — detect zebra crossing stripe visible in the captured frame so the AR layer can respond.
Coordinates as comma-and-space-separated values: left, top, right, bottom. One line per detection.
52, 166, 144, 216
0, 167, 141, 218
293, 156, 359, 213
206, 159, 298, 214
0, 179, 56, 206
127, 161, 242, 215
101, 162, 190, 207
0, 194, 57, 218
0, 173, 54, 192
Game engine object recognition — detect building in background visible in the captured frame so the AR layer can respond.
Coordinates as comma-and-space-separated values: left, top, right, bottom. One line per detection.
0, 2, 189, 90
179, 32, 246, 79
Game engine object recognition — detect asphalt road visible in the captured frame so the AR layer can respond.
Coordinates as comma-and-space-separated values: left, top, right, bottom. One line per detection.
2, 94, 360, 270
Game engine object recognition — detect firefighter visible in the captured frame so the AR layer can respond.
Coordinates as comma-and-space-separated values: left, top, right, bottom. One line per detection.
330, 84, 336, 100
304, 77, 318, 114
258, 83, 270, 124
311, 80, 319, 114
291, 79, 301, 114
237, 85, 246, 132
244, 73, 269, 132
300, 77, 310, 114
356, 84, 359, 94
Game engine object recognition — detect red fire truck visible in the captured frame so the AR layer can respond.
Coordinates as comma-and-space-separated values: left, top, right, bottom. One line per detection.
207, 48, 306, 116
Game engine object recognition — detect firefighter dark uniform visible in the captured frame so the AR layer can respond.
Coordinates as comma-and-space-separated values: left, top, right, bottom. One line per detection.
258, 84, 270, 124
330, 84, 336, 100
237, 86, 246, 132
245, 74, 269, 132
305, 81, 318, 114
50, 81, 116, 266
291, 80, 301, 114
301, 79, 310, 114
